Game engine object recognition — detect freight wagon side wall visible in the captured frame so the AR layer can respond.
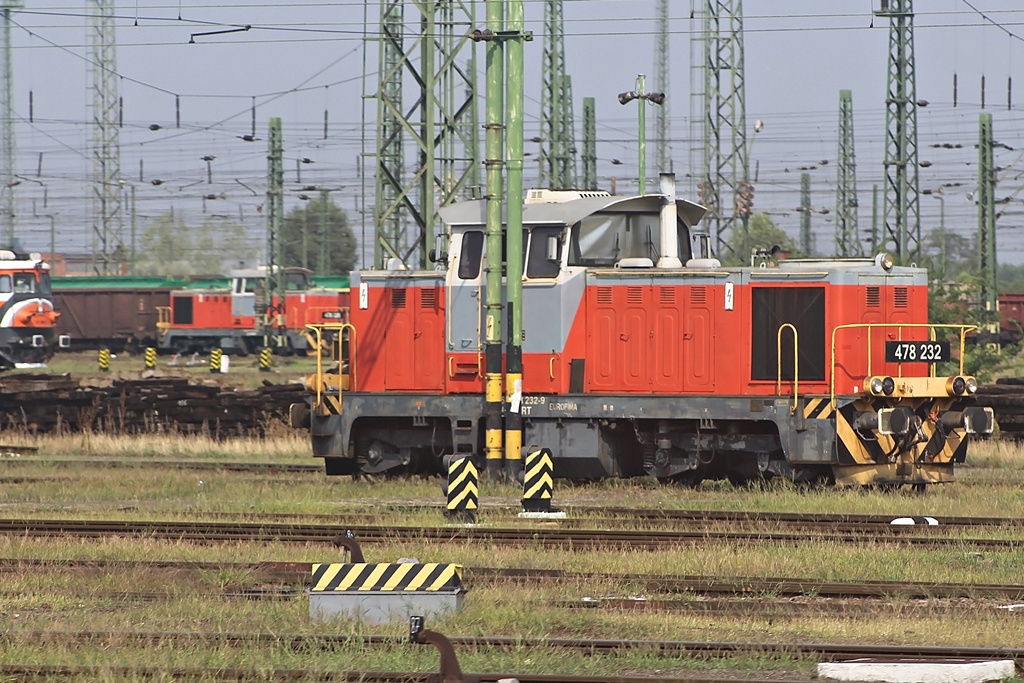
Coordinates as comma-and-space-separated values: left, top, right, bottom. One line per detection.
54, 288, 170, 350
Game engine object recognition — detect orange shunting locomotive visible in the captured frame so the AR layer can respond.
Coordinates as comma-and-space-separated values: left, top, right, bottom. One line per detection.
296, 176, 991, 488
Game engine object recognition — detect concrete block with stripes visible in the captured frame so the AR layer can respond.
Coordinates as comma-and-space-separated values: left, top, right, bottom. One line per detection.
144, 347, 157, 370
519, 447, 565, 518
209, 348, 223, 374
309, 562, 465, 625
259, 347, 273, 372
98, 348, 111, 372
521, 447, 554, 512
445, 455, 478, 523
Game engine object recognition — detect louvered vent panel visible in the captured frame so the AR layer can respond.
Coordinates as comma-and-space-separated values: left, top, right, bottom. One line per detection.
866, 287, 881, 307
659, 287, 676, 305
391, 289, 407, 308
421, 289, 437, 308
894, 287, 909, 308
690, 287, 707, 305
596, 287, 613, 305
627, 287, 644, 304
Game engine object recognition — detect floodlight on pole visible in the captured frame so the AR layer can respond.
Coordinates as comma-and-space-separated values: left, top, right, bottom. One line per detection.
618, 74, 665, 196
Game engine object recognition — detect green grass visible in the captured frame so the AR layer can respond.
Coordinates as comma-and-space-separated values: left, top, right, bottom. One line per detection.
0, 432, 1023, 678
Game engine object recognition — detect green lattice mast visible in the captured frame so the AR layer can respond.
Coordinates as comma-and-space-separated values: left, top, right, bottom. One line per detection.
835, 90, 863, 257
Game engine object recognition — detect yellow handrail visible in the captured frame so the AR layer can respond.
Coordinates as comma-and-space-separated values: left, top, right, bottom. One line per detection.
829, 323, 978, 408
776, 323, 799, 415
304, 322, 355, 412
155, 306, 171, 335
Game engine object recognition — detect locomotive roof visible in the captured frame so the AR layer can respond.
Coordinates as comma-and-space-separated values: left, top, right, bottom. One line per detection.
438, 193, 707, 229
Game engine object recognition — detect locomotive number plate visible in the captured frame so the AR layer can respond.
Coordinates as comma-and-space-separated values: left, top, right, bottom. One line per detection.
885, 341, 950, 363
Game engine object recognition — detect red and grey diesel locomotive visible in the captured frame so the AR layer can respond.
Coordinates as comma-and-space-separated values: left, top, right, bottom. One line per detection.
296, 177, 991, 487
0, 249, 68, 368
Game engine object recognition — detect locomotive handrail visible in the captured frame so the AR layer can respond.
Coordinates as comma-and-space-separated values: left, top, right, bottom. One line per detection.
155, 306, 171, 335
776, 323, 799, 415
305, 322, 356, 412
829, 323, 978, 408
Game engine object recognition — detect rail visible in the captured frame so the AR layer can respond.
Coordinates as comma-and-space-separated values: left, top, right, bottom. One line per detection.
304, 322, 355, 415
155, 306, 171, 335
776, 323, 799, 415
829, 323, 977, 408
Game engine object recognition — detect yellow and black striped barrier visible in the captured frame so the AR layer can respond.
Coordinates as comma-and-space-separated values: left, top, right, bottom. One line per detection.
310, 562, 462, 593
445, 456, 478, 523
209, 348, 223, 374
522, 448, 554, 513
144, 347, 157, 370
98, 348, 111, 372
259, 347, 273, 372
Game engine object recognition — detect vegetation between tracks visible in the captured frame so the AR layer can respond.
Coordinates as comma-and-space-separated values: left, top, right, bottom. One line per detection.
0, 434, 1022, 679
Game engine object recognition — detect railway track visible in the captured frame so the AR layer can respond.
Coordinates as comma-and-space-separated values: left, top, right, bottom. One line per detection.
0, 665, 812, 683
3, 629, 1022, 663
0, 518, 1017, 550
3, 557, 1024, 600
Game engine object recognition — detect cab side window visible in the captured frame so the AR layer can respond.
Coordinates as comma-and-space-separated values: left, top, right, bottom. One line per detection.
0, 275, 10, 293
458, 230, 484, 280
526, 226, 563, 279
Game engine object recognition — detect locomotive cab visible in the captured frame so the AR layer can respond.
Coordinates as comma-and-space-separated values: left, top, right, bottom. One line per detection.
301, 177, 989, 488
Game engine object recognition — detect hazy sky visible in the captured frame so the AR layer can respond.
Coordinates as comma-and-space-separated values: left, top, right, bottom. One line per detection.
7, 0, 1024, 266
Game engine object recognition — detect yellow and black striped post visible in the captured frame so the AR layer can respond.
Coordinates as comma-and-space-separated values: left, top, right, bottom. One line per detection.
445, 456, 478, 523
144, 347, 157, 370
209, 348, 223, 374
98, 348, 111, 372
259, 346, 273, 372
521, 448, 554, 513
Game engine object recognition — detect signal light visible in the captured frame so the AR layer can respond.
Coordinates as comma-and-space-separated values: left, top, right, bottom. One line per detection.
966, 377, 978, 395
882, 377, 896, 395
870, 377, 885, 395
948, 376, 967, 396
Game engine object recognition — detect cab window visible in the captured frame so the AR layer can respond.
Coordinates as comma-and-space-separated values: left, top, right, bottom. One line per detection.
457, 230, 484, 280
0, 275, 10, 293
526, 226, 563, 279
13, 273, 34, 293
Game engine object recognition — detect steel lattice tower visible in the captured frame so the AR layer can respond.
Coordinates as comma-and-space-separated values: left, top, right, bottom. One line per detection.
800, 172, 812, 256
654, 0, 672, 175
539, 0, 576, 189
369, 0, 478, 270
835, 90, 863, 257
0, 0, 20, 247
696, 0, 749, 257
977, 113, 996, 312
875, 0, 921, 264
581, 96, 596, 190
89, 0, 123, 274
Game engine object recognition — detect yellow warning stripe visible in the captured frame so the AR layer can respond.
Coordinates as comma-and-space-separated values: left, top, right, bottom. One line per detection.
310, 563, 462, 592
803, 398, 834, 420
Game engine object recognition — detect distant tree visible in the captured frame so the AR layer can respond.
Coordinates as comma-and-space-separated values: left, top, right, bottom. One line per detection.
920, 227, 973, 282
281, 196, 357, 275
134, 212, 251, 277
719, 213, 799, 266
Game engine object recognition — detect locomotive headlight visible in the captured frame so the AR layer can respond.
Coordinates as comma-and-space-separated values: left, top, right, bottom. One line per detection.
874, 252, 895, 271
869, 377, 885, 395
966, 377, 979, 394
882, 377, 896, 395
947, 376, 967, 396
